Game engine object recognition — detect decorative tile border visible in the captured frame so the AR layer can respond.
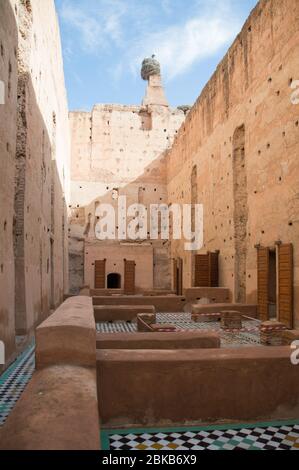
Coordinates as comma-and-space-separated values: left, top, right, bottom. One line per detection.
101, 420, 299, 450
0, 342, 35, 426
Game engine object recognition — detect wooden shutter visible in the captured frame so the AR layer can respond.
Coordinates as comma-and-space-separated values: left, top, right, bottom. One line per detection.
177, 258, 183, 295
277, 243, 293, 328
194, 252, 219, 287
209, 251, 219, 287
194, 254, 209, 287
173, 259, 178, 294
124, 259, 135, 295
94, 259, 106, 289
257, 247, 269, 321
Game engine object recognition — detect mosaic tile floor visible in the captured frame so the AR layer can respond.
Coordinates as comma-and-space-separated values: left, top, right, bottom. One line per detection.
101, 421, 299, 450
0, 342, 35, 426
96, 313, 261, 347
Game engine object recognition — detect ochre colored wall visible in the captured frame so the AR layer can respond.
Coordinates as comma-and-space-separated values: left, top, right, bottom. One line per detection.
167, 0, 299, 326
97, 346, 299, 426
69, 96, 185, 293
0, 0, 18, 367
0, 0, 70, 371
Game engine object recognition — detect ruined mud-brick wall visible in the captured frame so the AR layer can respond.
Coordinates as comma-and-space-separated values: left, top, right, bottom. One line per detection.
69, 104, 184, 292
167, 0, 299, 325
0, 0, 70, 371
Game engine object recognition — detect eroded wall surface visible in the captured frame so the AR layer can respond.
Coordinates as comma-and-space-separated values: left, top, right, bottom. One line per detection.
167, 0, 299, 325
0, 0, 18, 367
69, 92, 185, 292
0, 0, 70, 370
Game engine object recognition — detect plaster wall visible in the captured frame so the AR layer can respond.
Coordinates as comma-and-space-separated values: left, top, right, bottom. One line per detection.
167, 0, 299, 326
84, 242, 154, 291
0, 0, 70, 370
69, 94, 185, 293
0, 0, 18, 367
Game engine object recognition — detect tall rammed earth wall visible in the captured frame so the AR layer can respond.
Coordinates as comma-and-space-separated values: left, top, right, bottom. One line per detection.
0, 0, 70, 371
69, 104, 185, 293
167, 0, 299, 326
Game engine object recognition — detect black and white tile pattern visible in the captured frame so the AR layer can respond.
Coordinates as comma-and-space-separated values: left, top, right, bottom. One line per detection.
0, 343, 35, 426
105, 423, 299, 450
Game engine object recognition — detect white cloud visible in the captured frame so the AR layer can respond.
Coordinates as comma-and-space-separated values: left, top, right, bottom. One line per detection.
129, 2, 241, 80
59, 0, 128, 53
58, 0, 245, 81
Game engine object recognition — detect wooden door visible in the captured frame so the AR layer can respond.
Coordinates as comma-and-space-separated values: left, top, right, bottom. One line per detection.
94, 259, 106, 289
257, 247, 269, 321
194, 252, 219, 287
177, 258, 183, 296
124, 259, 135, 295
209, 251, 219, 287
277, 243, 293, 328
173, 259, 178, 294
194, 254, 209, 287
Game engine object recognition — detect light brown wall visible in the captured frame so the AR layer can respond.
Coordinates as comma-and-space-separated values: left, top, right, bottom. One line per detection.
85, 242, 154, 291
69, 100, 185, 293
0, 0, 70, 370
97, 346, 299, 426
167, 0, 299, 326
0, 0, 18, 367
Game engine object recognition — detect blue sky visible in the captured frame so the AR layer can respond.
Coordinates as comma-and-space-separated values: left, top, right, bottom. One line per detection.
55, 0, 258, 110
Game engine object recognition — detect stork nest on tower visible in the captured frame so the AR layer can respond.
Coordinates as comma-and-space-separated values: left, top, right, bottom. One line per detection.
141, 56, 161, 80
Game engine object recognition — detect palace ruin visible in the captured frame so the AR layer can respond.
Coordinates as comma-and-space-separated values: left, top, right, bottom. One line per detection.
0, 0, 299, 451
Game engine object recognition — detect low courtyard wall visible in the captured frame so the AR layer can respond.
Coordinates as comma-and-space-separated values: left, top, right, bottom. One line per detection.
96, 331, 220, 350
0, 296, 100, 450
94, 304, 155, 322
93, 295, 187, 312
97, 346, 299, 427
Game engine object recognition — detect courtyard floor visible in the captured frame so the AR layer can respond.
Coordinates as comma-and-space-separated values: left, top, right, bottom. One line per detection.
101, 422, 299, 450
1, 336, 298, 451
96, 312, 262, 347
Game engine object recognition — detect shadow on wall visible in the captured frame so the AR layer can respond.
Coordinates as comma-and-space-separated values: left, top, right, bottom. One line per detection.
1, 0, 68, 373
68, 150, 172, 293
0, 0, 19, 373
14, 72, 67, 334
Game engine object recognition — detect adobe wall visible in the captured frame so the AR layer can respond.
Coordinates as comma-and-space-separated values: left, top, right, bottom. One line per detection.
0, 0, 18, 367
0, 0, 70, 370
166, 0, 299, 326
98, 346, 299, 426
85, 241, 154, 291
69, 97, 185, 293
0, 296, 99, 450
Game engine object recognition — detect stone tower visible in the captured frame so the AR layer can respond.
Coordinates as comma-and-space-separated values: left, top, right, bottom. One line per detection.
141, 55, 168, 107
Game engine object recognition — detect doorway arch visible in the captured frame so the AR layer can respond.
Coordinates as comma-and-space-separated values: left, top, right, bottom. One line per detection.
107, 272, 121, 289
